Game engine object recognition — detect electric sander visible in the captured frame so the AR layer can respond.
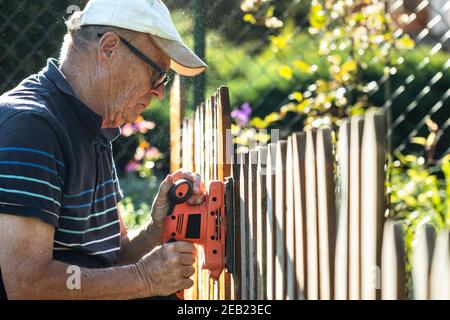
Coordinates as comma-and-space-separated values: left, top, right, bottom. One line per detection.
163, 177, 235, 299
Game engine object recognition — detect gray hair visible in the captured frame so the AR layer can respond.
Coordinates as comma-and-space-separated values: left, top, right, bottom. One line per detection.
59, 11, 140, 63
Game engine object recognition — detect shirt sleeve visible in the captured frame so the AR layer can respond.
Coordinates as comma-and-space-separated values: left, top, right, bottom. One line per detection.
0, 112, 65, 227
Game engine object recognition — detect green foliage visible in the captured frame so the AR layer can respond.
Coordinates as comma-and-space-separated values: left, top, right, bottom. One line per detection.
389, 156, 449, 229
386, 119, 449, 297
241, 0, 284, 28
238, 0, 416, 132
390, 119, 450, 230
227, 0, 450, 154
118, 174, 162, 230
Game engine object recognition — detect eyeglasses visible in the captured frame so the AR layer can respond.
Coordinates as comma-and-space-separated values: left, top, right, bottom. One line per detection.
97, 33, 170, 89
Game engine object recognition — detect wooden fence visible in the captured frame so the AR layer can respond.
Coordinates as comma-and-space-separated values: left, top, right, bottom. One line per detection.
169, 81, 450, 300
170, 78, 233, 300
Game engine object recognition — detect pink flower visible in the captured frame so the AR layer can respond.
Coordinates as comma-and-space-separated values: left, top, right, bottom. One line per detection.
137, 120, 156, 134
121, 123, 137, 137
121, 119, 155, 136
134, 148, 145, 161
125, 160, 141, 173
145, 147, 161, 159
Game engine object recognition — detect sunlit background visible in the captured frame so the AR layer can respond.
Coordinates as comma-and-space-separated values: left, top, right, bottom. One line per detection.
1, 0, 449, 253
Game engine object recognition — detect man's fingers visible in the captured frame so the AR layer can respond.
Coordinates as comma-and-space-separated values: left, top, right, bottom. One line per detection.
171, 170, 205, 194
192, 172, 203, 194
171, 169, 193, 182
180, 265, 196, 278
158, 174, 174, 196
187, 194, 206, 206
178, 253, 196, 266
180, 278, 195, 290
191, 172, 206, 195
173, 241, 196, 255
170, 170, 206, 206
170, 170, 185, 181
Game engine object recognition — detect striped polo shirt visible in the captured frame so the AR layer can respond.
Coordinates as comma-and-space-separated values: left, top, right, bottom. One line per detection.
0, 59, 124, 279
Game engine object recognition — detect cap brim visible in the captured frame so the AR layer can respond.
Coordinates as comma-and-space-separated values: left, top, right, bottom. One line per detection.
151, 35, 207, 77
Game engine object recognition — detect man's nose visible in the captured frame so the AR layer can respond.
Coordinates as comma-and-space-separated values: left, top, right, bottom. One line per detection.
151, 84, 166, 101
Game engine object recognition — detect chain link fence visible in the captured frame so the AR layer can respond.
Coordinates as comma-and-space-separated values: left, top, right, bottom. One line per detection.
202, 0, 450, 160
0, 0, 449, 173
386, 0, 450, 158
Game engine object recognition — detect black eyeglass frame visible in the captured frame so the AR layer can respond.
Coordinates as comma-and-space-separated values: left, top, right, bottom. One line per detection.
97, 33, 170, 89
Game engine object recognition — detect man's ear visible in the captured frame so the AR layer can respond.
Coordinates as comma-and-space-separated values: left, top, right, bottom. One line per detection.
98, 32, 120, 60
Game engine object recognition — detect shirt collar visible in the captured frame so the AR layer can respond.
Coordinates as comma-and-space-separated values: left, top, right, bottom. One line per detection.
42, 58, 121, 143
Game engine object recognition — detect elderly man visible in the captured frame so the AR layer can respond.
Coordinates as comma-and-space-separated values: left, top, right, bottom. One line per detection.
0, 0, 207, 300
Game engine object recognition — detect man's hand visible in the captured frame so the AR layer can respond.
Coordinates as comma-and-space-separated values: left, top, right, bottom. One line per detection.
118, 169, 206, 265
150, 169, 206, 229
135, 241, 196, 296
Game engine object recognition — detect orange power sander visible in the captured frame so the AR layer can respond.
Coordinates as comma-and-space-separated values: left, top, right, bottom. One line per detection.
162, 177, 235, 299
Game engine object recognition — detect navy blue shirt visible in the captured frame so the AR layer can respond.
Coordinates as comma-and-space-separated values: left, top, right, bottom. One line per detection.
0, 59, 125, 297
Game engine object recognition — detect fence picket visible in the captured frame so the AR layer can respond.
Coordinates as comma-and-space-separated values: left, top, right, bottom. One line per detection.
316, 127, 336, 300
381, 220, 406, 300
256, 146, 268, 300
216, 87, 232, 300
292, 132, 307, 300
348, 116, 364, 300
334, 119, 351, 300
286, 137, 295, 300
266, 143, 277, 300
429, 230, 450, 299
275, 141, 288, 300
248, 149, 258, 299
361, 109, 387, 300
305, 130, 319, 300
412, 224, 436, 300
231, 152, 242, 300
239, 151, 250, 300
170, 74, 184, 173
193, 104, 202, 300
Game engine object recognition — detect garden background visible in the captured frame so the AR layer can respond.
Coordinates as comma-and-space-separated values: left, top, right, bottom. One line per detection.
1, 1, 449, 295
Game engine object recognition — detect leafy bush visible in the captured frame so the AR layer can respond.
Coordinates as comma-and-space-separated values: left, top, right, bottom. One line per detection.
389, 121, 450, 297
118, 174, 161, 230
224, 1, 450, 158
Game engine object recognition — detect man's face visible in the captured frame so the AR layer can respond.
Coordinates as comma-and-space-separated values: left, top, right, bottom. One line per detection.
99, 33, 171, 128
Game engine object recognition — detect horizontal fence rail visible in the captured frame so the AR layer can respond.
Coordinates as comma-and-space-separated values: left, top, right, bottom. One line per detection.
170, 83, 450, 300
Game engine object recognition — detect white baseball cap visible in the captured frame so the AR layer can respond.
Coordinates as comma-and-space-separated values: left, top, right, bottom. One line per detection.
80, 0, 207, 76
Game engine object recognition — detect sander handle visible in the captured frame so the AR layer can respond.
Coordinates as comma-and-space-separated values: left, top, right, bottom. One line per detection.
166, 178, 193, 300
